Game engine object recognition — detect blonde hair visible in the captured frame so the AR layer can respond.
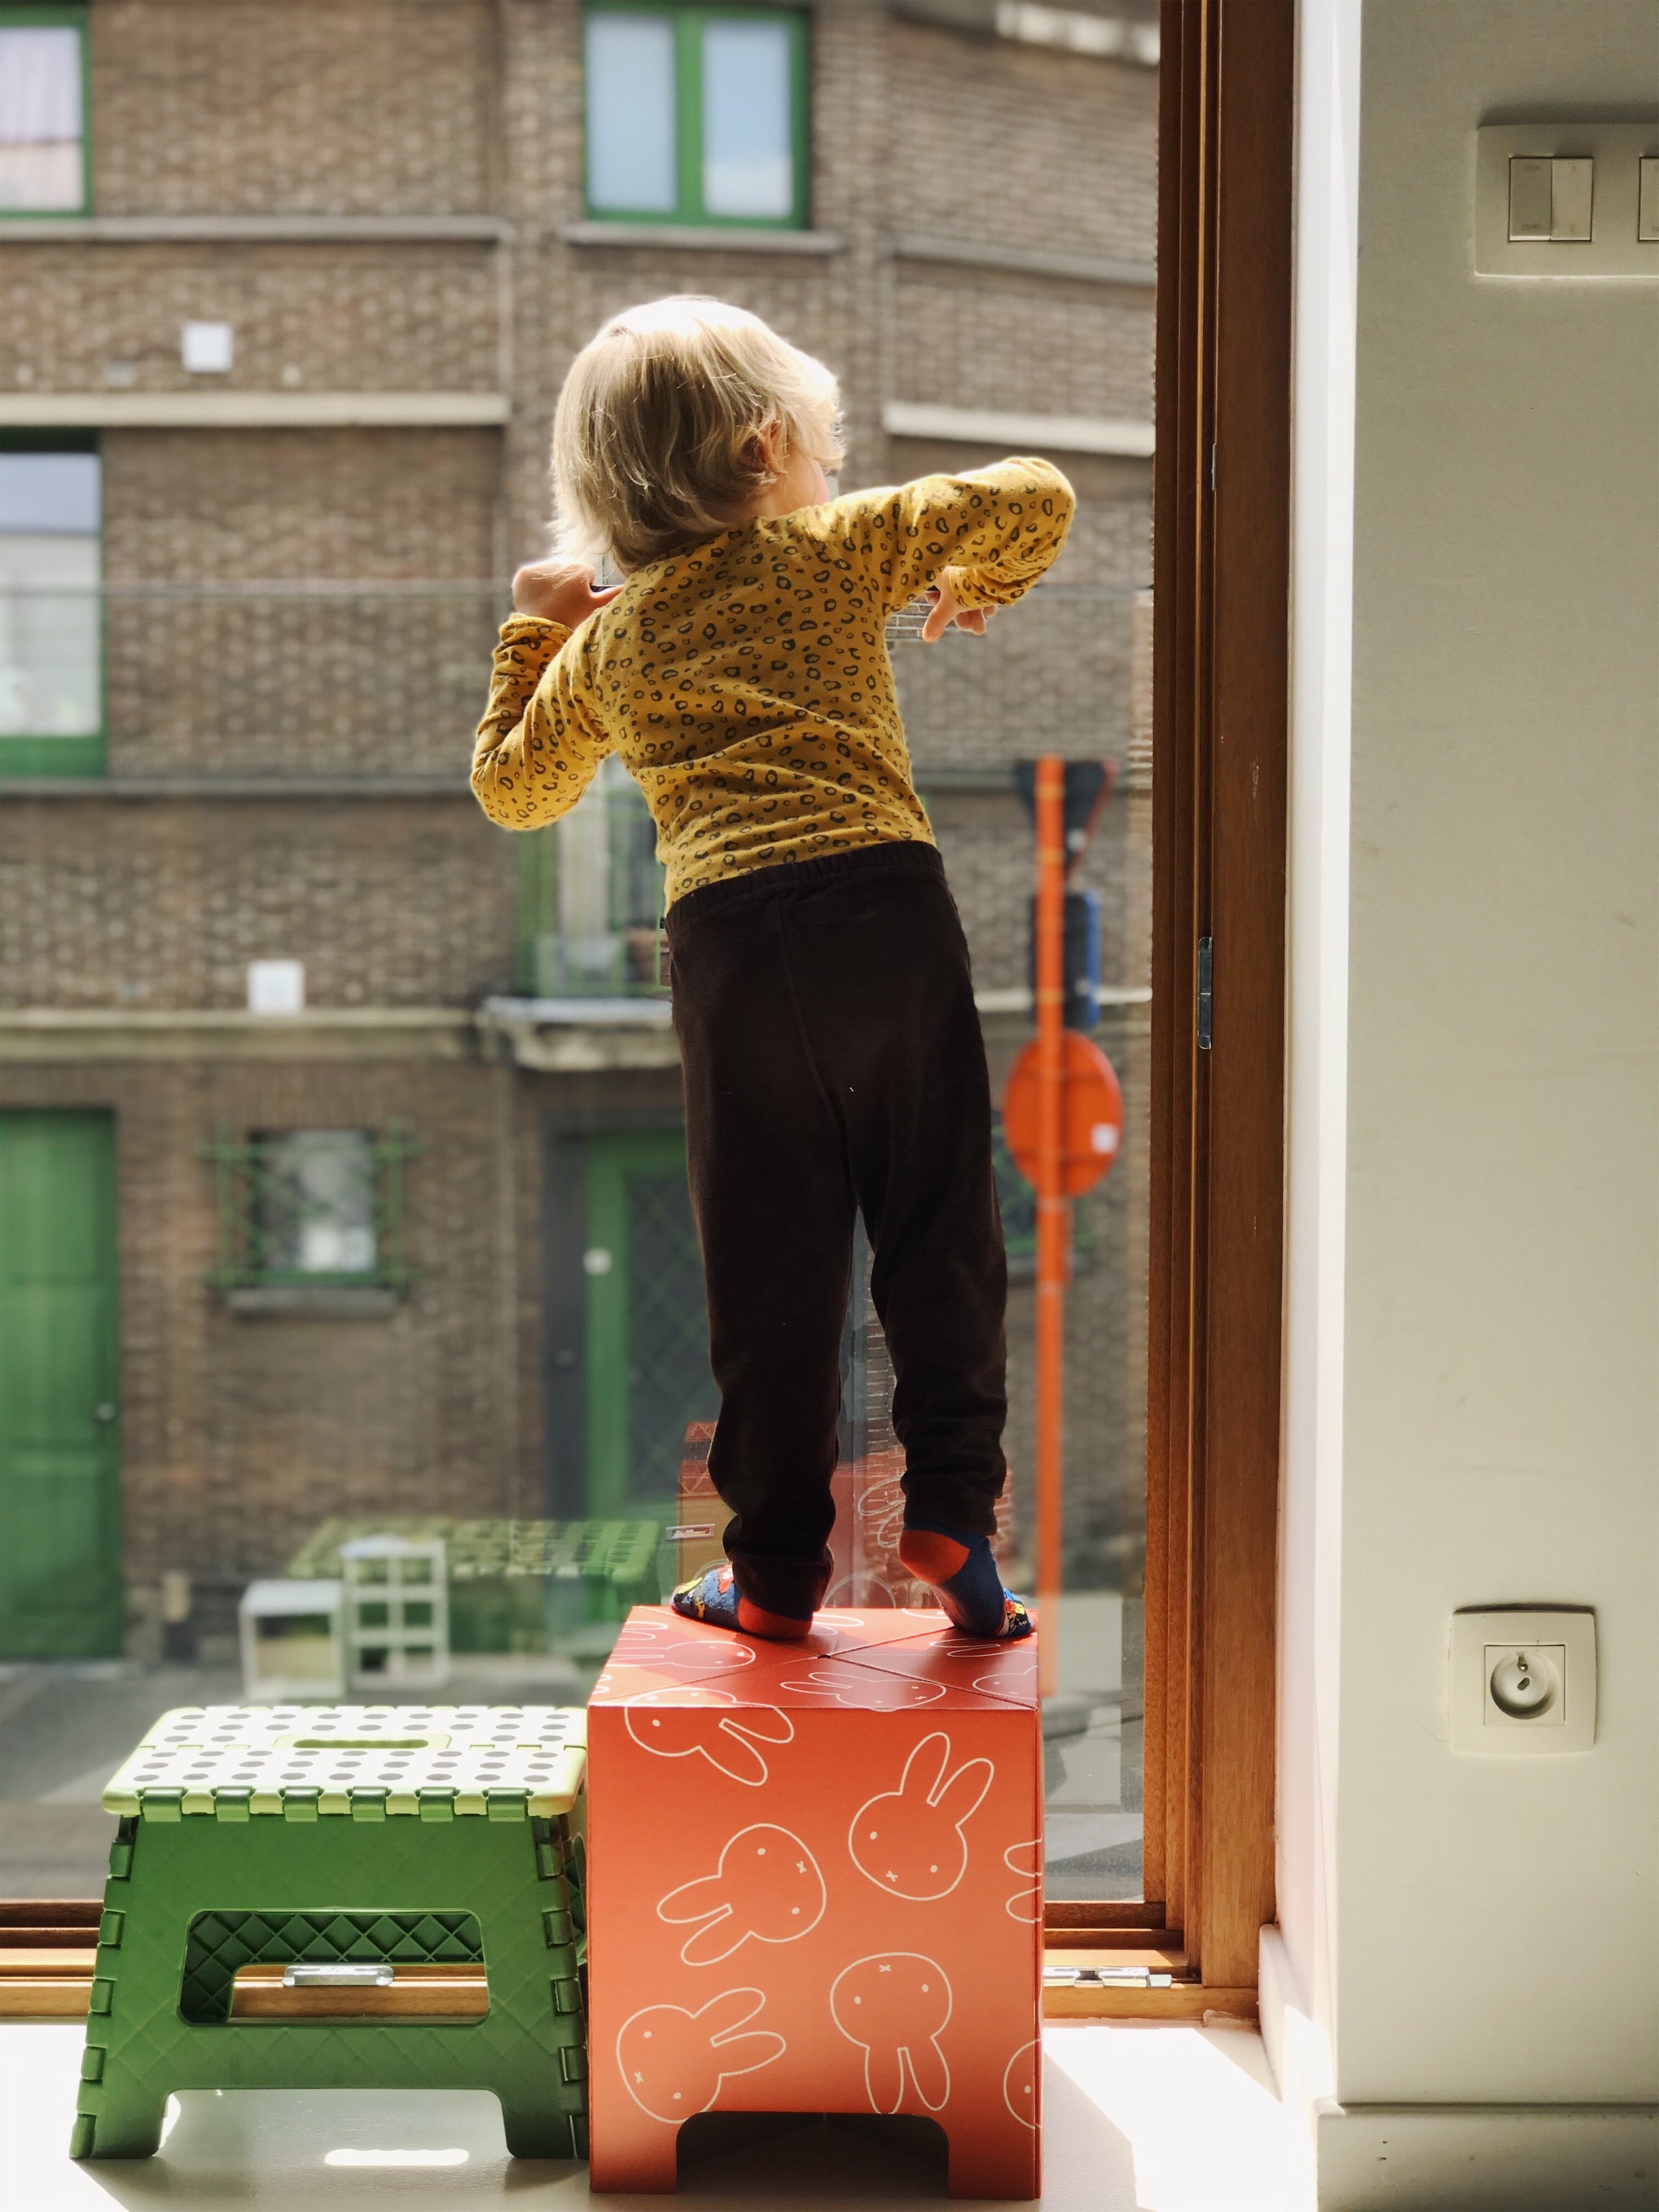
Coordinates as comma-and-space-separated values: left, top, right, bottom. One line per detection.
552, 297, 844, 574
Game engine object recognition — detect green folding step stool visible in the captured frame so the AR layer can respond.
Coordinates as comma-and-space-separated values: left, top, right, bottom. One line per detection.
71, 1703, 589, 2161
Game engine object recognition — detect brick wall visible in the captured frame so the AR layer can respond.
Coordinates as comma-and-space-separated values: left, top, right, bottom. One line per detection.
4, 246, 501, 395
886, 16, 1158, 264
91, 0, 496, 217
95, 428, 503, 776
0, 800, 516, 1008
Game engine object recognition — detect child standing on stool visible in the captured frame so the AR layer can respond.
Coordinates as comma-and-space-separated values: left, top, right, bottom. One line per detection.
473, 297, 1074, 1642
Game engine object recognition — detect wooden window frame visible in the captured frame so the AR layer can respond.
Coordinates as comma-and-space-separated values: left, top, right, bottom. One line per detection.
583, 3, 810, 232
0, 3, 91, 220
1043, 0, 1293, 2016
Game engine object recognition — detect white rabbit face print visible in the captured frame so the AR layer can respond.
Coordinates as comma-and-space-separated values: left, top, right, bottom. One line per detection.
657, 1824, 827, 1964
586, 1604, 1042, 2198
848, 1731, 994, 1901
1003, 2038, 1040, 2129
615, 1988, 786, 2122
778, 1665, 948, 1710
624, 1688, 794, 1786
1003, 1836, 1043, 1923
830, 1952, 953, 2113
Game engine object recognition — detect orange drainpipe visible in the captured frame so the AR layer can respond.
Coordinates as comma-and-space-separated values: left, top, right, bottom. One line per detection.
1033, 756, 1066, 1699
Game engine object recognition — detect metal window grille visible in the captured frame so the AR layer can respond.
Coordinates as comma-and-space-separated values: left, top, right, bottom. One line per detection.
201, 1123, 418, 1293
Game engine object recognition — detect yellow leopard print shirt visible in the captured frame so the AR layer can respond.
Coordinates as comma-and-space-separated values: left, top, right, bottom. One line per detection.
472, 457, 1075, 907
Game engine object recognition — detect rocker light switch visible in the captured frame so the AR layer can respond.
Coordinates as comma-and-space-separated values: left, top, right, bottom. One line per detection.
1508, 157, 1553, 238
1480, 129, 1655, 276
1509, 156, 1593, 241
1550, 158, 1593, 240
1640, 158, 1659, 243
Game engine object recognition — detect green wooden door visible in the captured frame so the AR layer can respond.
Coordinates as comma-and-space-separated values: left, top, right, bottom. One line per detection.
583, 1132, 717, 1515
0, 1111, 122, 1656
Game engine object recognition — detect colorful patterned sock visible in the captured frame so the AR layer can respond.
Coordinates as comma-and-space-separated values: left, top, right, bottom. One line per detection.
898, 1523, 1033, 1640
671, 1563, 814, 1642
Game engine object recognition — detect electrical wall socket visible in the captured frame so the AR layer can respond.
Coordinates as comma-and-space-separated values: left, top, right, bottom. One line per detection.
1450, 1608, 1596, 1754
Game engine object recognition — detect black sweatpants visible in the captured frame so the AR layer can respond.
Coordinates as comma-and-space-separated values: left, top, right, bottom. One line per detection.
666, 840, 1008, 1619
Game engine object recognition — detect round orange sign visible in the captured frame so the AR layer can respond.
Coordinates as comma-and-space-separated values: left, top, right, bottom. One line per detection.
1001, 1033, 1125, 1197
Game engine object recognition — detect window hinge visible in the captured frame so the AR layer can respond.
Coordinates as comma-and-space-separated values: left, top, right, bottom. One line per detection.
1209, 444, 1217, 492
1197, 935, 1213, 1051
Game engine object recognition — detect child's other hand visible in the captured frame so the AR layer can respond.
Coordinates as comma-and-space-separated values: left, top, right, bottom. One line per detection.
920, 567, 996, 643
512, 560, 623, 627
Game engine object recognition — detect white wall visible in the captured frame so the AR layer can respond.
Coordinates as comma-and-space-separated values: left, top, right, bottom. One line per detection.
1277, 0, 1659, 2144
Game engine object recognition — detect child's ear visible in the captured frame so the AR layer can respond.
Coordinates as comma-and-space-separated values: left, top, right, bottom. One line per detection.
748, 418, 786, 477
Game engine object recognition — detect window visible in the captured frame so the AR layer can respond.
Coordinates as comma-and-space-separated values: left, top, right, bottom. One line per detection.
584, 5, 807, 228
202, 1125, 416, 1296
518, 757, 666, 997
0, 437, 102, 775
0, 7, 88, 214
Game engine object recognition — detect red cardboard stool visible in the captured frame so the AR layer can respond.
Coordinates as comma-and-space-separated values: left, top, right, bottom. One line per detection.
587, 1606, 1042, 2198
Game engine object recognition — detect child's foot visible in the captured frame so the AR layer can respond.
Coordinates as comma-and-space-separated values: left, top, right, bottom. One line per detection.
897, 1524, 1034, 1640
671, 1563, 814, 1642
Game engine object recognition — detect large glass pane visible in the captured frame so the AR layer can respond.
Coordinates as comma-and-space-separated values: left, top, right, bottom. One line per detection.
0, 23, 84, 211
585, 11, 678, 215
701, 17, 793, 220
0, 449, 100, 737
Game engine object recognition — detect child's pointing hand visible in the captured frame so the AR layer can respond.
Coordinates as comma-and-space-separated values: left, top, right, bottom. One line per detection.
920, 567, 997, 643
512, 559, 624, 628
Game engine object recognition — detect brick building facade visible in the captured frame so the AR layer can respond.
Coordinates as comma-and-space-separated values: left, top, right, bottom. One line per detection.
0, 0, 1155, 1658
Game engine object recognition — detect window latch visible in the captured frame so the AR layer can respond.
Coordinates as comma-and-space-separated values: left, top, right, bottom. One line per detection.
1197, 935, 1213, 1051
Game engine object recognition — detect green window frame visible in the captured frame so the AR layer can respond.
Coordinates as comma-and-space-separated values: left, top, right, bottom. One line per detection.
583, 3, 809, 230
200, 1124, 418, 1296
0, 4, 91, 219
0, 428, 104, 778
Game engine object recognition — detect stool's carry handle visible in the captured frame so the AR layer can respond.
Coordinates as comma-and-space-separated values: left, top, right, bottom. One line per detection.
282, 1962, 395, 1989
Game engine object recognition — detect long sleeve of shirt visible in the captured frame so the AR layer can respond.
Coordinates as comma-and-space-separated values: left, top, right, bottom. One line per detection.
845, 457, 1076, 611
469, 457, 1075, 902
471, 613, 615, 830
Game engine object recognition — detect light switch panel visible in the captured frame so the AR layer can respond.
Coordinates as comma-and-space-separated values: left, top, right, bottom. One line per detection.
1507, 156, 1593, 242
1480, 126, 1659, 277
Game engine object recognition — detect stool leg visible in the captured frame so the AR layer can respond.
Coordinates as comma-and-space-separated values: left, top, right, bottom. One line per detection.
71, 2085, 168, 2162
499, 2100, 583, 2160
72, 1818, 173, 2162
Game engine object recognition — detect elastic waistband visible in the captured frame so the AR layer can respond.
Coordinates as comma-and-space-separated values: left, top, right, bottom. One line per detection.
666, 838, 944, 932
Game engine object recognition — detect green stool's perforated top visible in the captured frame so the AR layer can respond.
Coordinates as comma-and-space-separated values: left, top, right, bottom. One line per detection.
102, 1704, 586, 1820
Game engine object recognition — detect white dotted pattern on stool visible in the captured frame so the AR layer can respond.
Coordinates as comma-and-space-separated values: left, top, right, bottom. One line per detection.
102, 1704, 586, 1817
